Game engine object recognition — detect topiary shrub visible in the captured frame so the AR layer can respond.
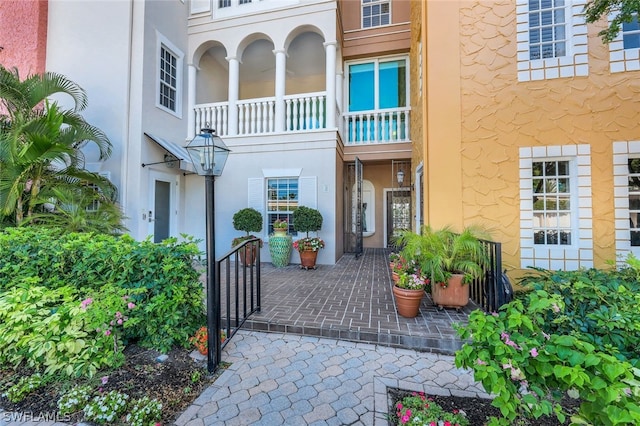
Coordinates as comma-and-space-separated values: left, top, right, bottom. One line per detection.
232, 208, 263, 247
292, 206, 323, 238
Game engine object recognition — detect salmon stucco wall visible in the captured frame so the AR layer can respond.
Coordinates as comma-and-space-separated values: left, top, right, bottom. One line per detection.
457, 1, 640, 273
0, 0, 48, 76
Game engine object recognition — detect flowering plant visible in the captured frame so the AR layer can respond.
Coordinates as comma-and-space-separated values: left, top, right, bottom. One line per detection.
392, 255, 418, 275
189, 326, 227, 354
394, 392, 469, 426
273, 219, 288, 230
293, 237, 325, 252
396, 273, 428, 290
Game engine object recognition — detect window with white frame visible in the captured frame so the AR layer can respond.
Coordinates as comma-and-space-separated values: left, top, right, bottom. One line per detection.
628, 158, 640, 246
608, 13, 640, 72
532, 160, 572, 245
519, 145, 593, 270
362, 0, 390, 28
157, 36, 183, 116
218, 0, 230, 7
528, 0, 567, 60
347, 57, 407, 112
623, 14, 640, 49
267, 178, 298, 234
516, 0, 588, 81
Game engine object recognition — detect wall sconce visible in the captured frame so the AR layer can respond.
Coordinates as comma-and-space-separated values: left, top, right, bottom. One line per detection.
396, 170, 405, 187
164, 154, 178, 168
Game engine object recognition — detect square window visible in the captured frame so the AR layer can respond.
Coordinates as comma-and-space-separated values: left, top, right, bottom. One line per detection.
362, 0, 390, 29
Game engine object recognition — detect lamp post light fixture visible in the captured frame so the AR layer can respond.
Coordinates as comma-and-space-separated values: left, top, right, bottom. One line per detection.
396, 169, 405, 187
186, 128, 230, 373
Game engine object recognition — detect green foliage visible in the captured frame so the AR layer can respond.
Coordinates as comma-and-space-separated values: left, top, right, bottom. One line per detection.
232, 207, 263, 235
1, 373, 47, 403
125, 396, 163, 426
292, 206, 323, 237
0, 65, 116, 228
0, 227, 205, 355
455, 263, 640, 426
83, 390, 129, 424
57, 385, 93, 415
584, 0, 640, 43
519, 261, 640, 365
395, 225, 489, 285
392, 391, 470, 426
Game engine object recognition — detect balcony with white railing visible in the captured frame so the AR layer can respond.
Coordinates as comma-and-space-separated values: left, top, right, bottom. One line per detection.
343, 107, 411, 145
192, 92, 410, 145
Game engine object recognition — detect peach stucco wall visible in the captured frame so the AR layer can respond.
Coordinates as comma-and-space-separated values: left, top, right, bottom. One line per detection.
420, 0, 640, 274
0, 0, 48, 76
341, 0, 411, 59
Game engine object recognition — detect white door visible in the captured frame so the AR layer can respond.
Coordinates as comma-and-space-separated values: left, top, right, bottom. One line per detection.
148, 170, 178, 243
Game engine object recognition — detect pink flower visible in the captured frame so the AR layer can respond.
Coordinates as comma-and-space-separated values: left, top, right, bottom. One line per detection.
444, 422, 452, 426
530, 348, 538, 357
430, 423, 436, 426
476, 359, 487, 365
396, 403, 403, 409
105, 330, 111, 336
401, 414, 410, 423
117, 319, 123, 325
80, 298, 93, 309
127, 302, 136, 309
101, 376, 109, 385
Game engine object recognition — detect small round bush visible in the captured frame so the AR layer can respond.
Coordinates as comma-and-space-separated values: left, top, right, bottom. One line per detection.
232, 208, 263, 235
292, 206, 323, 237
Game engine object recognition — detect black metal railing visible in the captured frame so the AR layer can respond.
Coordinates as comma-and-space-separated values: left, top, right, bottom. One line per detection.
210, 238, 261, 371
468, 239, 513, 312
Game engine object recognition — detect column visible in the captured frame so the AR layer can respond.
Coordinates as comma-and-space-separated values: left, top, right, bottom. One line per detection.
226, 56, 240, 136
324, 41, 337, 129
273, 49, 287, 132
187, 64, 197, 140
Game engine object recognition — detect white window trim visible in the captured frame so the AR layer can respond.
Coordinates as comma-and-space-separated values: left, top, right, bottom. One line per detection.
608, 12, 640, 73
344, 54, 410, 113
519, 144, 593, 270
361, 0, 391, 29
516, 0, 588, 82
613, 141, 640, 262
156, 32, 183, 118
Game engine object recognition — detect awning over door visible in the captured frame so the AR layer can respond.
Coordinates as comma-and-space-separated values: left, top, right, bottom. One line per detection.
144, 133, 194, 172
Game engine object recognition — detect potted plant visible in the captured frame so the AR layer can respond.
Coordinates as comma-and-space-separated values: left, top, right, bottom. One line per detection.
272, 219, 289, 234
269, 218, 292, 267
396, 225, 489, 310
393, 272, 429, 318
232, 207, 263, 265
292, 206, 324, 269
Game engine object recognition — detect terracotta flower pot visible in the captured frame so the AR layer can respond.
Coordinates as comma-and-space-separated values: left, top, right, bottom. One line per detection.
392, 285, 425, 318
391, 271, 400, 284
299, 250, 318, 269
431, 273, 469, 310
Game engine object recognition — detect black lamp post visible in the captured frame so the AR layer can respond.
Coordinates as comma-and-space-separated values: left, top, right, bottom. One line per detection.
186, 128, 230, 373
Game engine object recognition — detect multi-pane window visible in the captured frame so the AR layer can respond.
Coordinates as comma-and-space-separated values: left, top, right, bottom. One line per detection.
532, 160, 572, 245
362, 0, 390, 28
239, 0, 251, 4
159, 45, 178, 112
218, 0, 231, 7
629, 159, 640, 245
267, 178, 298, 234
348, 58, 406, 112
528, 0, 567, 60
623, 14, 640, 49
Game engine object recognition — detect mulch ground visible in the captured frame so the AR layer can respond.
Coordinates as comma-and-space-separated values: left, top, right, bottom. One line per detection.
0, 345, 224, 425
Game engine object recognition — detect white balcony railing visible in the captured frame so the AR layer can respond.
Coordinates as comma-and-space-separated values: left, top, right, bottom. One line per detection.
343, 108, 411, 145
192, 94, 410, 145
284, 92, 326, 131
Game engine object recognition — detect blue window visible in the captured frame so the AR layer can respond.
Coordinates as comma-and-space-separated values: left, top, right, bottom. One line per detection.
623, 14, 640, 49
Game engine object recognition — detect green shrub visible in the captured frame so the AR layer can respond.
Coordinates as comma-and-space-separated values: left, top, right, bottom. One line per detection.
455, 261, 640, 426
0, 227, 205, 353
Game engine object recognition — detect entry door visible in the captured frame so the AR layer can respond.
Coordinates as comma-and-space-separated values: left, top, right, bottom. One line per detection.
386, 190, 411, 248
343, 159, 363, 256
149, 171, 177, 243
